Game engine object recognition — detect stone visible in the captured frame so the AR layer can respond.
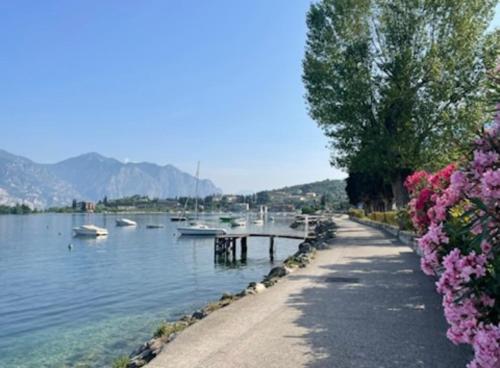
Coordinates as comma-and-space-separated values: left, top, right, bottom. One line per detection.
267, 266, 288, 279
254, 282, 266, 293
191, 310, 207, 320
298, 242, 316, 254
220, 292, 234, 301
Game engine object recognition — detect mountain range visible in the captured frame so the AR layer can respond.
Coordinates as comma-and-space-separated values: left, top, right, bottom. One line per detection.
0, 149, 221, 208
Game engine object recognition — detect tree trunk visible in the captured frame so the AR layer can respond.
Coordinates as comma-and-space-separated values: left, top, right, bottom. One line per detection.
391, 172, 409, 209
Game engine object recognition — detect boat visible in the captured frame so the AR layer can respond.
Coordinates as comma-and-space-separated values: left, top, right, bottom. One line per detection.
177, 162, 227, 237
252, 218, 264, 225
231, 218, 246, 227
73, 225, 108, 237
220, 215, 237, 223
146, 224, 164, 229
170, 216, 187, 222
116, 218, 137, 227
178, 223, 227, 236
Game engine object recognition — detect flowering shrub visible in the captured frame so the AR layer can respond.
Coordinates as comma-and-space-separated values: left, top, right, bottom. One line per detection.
405, 120, 499, 367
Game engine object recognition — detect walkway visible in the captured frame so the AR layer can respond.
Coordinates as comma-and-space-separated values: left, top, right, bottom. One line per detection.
147, 216, 470, 368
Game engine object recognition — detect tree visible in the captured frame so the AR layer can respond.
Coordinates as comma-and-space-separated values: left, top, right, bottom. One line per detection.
256, 191, 270, 204
345, 172, 394, 212
303, 0, 500, 207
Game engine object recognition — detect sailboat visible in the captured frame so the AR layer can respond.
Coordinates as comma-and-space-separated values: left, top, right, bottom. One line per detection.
252, 206, 264, 225
177, 162, 227, 236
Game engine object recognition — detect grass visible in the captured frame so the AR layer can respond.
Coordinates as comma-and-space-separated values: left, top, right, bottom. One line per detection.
153, 322, 187, 338
112, 356, 130, 368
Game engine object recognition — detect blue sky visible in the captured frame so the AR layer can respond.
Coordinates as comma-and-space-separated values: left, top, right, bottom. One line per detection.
1, 2, 499, 193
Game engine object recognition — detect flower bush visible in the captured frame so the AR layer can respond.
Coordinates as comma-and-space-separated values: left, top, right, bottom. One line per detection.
405, 120, 499, 367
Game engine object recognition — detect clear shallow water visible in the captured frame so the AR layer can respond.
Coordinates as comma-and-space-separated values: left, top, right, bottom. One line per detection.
0, 213, 302, 368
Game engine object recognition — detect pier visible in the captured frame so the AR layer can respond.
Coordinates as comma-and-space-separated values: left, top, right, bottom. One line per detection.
214, 233, 314, 262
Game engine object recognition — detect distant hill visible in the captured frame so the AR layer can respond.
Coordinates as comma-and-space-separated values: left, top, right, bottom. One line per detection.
268, 179, 347, 198
260, 179, 348, 210
0, 150, 221, 208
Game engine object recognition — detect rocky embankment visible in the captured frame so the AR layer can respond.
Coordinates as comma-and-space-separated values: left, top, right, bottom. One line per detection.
120, 220, 337, 368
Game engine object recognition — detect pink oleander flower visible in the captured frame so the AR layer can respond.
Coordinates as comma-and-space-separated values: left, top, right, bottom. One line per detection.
430, 164, 456, 191
404, 170, 429, 194
468, 324, 500, 368
480, 169, 500, 202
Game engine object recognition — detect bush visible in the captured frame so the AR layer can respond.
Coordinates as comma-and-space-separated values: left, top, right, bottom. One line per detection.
405, 120, 499, 367
395, 208, 414, 231
367, 211, 398, 227
347, 208, 365, 219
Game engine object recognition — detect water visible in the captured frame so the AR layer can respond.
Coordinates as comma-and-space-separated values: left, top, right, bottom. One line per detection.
0, 213, 302, 368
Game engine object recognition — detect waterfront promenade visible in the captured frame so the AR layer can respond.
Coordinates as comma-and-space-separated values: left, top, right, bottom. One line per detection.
147, 216, 470, 368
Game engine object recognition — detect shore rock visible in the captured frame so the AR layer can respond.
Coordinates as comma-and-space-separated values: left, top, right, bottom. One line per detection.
267, 266, 288, 279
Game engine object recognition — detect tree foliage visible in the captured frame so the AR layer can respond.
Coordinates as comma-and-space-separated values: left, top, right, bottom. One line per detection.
303, 0, 500, 206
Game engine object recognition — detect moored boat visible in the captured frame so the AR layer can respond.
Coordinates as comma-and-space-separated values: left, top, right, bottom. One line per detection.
146, 224, 164, 229
231, 218, 246, 227
220, 215, 236, 223
252, 218, 264, 225
116, 218, 137, 227
73, 225, 108, 237
178, 223, 227, 236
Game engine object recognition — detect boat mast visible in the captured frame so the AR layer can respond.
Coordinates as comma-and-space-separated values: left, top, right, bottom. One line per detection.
194, 161, 200, 220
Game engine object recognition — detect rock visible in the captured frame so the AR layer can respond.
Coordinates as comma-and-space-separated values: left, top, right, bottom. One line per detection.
148, 338, 163, 353
267, 266, 288, 279
254, 282, 266, 293
220, 292, 234, 301
298, 242, 316, 254
263, 279, 278, 288
129, 357, 147, 368
191, 310, 207, 320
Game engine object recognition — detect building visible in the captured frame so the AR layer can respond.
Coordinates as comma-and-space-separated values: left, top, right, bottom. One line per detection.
80, 201, 96, 212
230, 203, 249, 212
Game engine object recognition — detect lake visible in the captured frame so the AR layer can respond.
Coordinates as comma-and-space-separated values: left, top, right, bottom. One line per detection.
0, 213, 303, 368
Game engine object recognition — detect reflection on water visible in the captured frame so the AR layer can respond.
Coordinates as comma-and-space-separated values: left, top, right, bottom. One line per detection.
0, 213, 301, 368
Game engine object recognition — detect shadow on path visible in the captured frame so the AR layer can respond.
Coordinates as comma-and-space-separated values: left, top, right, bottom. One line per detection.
286, 223, 471, 368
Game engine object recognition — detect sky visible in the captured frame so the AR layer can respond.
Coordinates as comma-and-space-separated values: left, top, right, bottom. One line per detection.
1, 2, 499, 194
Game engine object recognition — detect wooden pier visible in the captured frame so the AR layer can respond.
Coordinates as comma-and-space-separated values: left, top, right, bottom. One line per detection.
214, 233, 314, 262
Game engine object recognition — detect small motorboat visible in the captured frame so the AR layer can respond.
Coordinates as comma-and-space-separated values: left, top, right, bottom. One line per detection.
220, 215, 236, 223
116, 218, 137, 227
73, 225, 108, 237
146, 224, 164, 229
231, 218, 246, 227
178, 223, 227, 236
170, 216, 187, 222
252, 218, 264, 225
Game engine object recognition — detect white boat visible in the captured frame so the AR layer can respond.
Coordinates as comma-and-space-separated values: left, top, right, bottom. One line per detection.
231, 218, 246, 227
116, 218, 137, 227
252, 218, 264, 225
178, 223, 227, 236
73, 225, 108, 237
177, 162, 227, 237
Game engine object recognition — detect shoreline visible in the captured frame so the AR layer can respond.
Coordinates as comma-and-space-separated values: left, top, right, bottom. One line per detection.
115, 219, 338, 368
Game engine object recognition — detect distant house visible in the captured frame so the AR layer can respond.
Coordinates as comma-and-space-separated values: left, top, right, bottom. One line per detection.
230, 203, 249, 212
224, 195, 238, 203
270, 204, 295, 212
80, 201, 96, 212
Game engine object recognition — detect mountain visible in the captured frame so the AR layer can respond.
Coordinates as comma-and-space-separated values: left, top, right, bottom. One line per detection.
0, 150, 221, 208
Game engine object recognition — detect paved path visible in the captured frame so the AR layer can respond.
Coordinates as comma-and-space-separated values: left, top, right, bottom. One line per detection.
147, 216, 470, 368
